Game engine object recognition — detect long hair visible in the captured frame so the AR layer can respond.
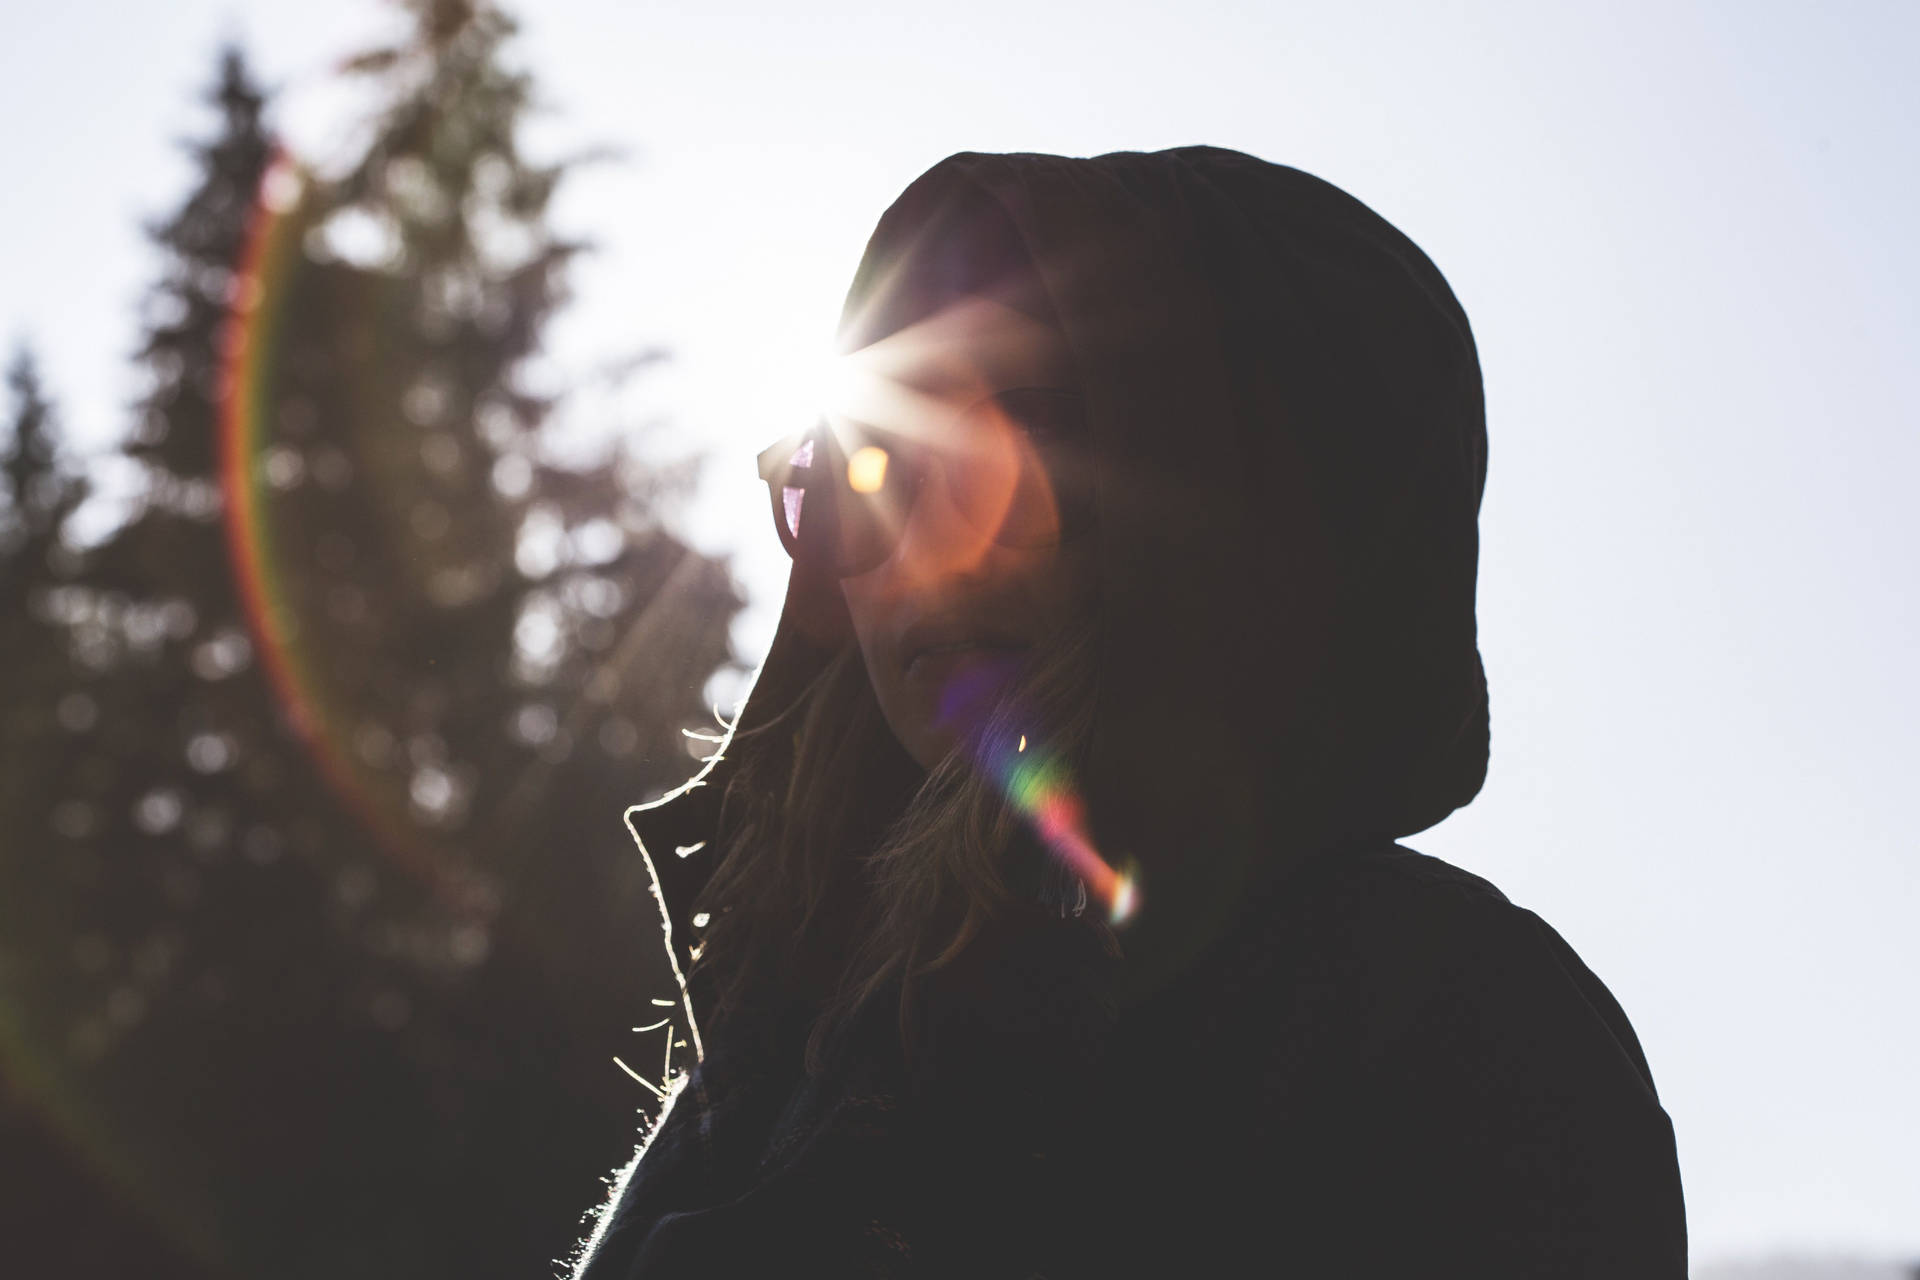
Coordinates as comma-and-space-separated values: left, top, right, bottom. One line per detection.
688, 610, 1104, 1071
689, 179, 1107, 1068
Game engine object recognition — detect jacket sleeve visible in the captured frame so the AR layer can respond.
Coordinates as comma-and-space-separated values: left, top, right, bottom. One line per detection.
1353, 890, 1690, 1278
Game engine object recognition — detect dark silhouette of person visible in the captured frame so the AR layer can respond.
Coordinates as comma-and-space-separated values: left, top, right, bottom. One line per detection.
570, 147, 1688, 1278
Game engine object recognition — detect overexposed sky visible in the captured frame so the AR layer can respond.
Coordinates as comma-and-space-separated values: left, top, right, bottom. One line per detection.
4, 0, 1916, 1264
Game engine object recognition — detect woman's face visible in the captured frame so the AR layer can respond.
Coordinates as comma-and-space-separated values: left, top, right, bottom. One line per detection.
836, 299, 1097, 771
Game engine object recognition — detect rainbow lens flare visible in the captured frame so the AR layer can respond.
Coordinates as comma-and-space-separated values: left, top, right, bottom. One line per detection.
931, 645, 1137, 924
218, 150, 482, 911
985, 728, 1138, 925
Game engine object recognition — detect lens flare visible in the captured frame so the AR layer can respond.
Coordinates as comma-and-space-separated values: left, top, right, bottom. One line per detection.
846, 445, 889, 494
218, 148, 483, 911
981, 726, 1138, 925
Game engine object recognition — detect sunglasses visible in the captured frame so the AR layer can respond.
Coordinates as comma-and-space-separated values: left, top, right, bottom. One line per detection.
757, 386, 1094, 578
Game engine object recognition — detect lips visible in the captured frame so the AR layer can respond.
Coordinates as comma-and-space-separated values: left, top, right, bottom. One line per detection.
898, 619, 1028, 677
905, 642, 1025, 680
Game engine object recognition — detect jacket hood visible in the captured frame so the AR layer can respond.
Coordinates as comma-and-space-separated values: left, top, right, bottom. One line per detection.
629, 146, 1488, 1000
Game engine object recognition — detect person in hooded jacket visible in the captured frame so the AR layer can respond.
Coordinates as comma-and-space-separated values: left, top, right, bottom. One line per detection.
569, 147, 1688, 1279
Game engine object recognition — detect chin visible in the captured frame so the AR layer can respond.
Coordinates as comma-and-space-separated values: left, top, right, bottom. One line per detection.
903, 732, 955, 774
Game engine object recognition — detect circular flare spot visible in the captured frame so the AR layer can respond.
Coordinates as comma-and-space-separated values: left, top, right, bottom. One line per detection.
847, 445, 889, 494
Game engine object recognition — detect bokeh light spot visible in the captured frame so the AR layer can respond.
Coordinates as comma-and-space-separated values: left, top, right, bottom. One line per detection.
134, 788, 185, 835
847, 445, 889, 494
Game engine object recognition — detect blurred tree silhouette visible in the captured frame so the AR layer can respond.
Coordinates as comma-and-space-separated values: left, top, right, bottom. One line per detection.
1, 347, 88, 741
0, 3, 741, 1276
1, 348, 85, 563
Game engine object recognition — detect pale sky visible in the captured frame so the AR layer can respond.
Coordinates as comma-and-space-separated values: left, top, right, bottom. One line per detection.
4, 0, 1916, 1265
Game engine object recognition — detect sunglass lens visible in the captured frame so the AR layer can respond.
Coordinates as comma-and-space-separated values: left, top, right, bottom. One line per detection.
775, 436, 815, 546
767, 392, 1090, 573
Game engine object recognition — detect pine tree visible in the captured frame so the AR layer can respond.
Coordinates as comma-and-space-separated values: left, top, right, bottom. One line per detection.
0, 347, 91, 1166
0, 359, 217, 1277
0, 346, 87, 713
0, 347, 84, 559
4, 50, 353, 1272
4, 12, 741, 1276
0, 345, 87, 890
237, 3, 741, 1269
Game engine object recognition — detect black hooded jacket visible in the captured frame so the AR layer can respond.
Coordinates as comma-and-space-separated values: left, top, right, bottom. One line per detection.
571, 148, 1687, 1278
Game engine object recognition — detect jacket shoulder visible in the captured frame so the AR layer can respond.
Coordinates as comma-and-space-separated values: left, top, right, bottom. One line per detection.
1289, 846, 1660, 1086
1259, 845, 1689, 1275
